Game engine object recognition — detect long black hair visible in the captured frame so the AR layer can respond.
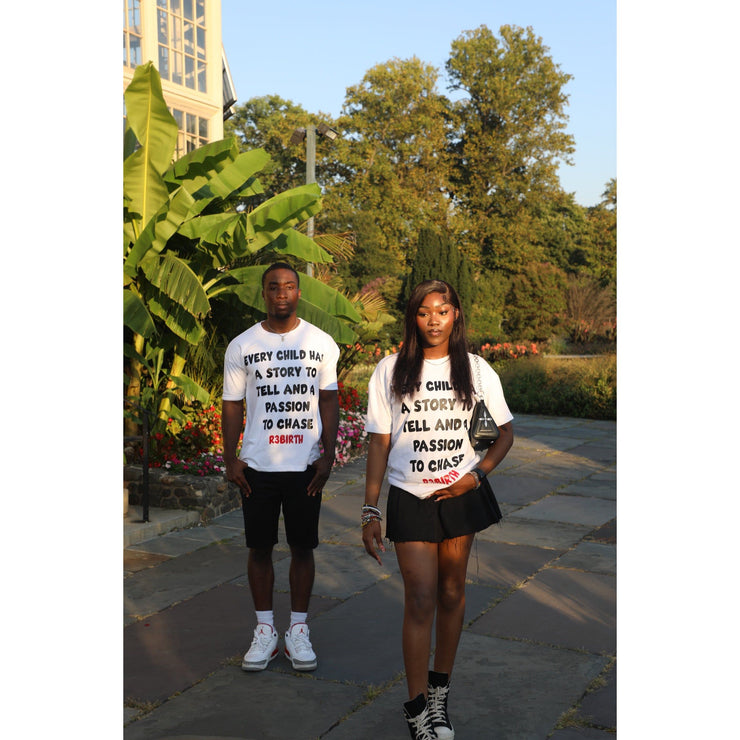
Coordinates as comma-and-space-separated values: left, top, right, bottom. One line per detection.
390, 279, 474, 408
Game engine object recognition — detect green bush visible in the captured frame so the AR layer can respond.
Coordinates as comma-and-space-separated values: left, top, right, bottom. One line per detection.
494, 355, 616, 420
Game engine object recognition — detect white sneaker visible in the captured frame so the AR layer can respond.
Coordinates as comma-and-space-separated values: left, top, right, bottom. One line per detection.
284, 622, 317, 671
241, 623, 278, 671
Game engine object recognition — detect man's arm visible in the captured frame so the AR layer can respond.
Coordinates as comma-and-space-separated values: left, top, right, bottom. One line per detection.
307, 388, 339, 496
222, 399, 250, 494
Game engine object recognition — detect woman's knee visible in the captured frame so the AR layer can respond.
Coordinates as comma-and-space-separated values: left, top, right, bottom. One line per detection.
437, 578, 465, 612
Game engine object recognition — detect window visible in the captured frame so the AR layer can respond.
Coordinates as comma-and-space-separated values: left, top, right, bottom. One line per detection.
171, 108, 209, 157
123, 0, 142, 68
156, 0, 207, 93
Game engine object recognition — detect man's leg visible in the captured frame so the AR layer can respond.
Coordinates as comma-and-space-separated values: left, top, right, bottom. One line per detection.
288, 545, 315, 612
247, 546, 275, 611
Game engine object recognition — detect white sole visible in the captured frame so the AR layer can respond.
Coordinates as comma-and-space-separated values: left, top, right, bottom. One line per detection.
241, 648, 278, 671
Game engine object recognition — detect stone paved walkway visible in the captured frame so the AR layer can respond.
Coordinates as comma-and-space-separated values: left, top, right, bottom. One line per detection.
124, 413, 616, 739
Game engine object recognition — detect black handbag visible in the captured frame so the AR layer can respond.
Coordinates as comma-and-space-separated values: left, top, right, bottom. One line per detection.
469, 355, 500, 451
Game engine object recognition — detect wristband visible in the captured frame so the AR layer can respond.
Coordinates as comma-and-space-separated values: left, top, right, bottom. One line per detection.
470, 467, 486, 488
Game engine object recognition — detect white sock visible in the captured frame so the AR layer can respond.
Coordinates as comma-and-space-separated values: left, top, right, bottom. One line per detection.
290, 611, 308, 628
256, 610, 274, 628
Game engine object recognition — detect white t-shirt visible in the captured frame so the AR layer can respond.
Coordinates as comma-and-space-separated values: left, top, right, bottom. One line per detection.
222, 319, 340, 472
365, 353, 514, 499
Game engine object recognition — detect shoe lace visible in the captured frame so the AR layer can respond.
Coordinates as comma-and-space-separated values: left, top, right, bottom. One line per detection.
427, 683, 451, 727
407, 709, 437, 740
250, 626, 274, 651
289, 625, 312, 653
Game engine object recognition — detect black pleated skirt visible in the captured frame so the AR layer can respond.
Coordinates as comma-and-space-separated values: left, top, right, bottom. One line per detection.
385, 476, 503, 543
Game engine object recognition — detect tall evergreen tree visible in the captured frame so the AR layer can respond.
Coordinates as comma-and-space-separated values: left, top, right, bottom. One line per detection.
402, 228, 474, 322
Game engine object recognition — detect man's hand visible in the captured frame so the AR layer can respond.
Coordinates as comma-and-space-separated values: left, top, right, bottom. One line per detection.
307, 456, 333, 496
225, 457, 251, 495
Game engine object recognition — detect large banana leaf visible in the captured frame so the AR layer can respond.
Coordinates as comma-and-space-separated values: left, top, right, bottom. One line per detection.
245, 184, 322, 252
187, 149, 272, 211
123, 289, 157, 338
147, 292, 206, 345
170, 372, 211, 405
270, 230, 334, 265
124, 186, 195, 272
123, 62, 178, 232
140, 252, 211, 319
166, 138, 238, 189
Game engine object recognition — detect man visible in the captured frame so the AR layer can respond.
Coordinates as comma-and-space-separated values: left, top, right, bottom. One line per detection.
222, 262, 340, 672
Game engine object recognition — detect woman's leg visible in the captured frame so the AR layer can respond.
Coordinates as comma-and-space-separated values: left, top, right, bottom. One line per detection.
395, 540, 439, 699
433, 533, 475, 676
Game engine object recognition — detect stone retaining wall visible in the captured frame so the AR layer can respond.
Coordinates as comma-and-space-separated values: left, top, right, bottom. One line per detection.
124, 466, 241, 524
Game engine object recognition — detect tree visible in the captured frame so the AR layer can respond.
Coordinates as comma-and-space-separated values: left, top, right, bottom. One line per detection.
224, 95, 318, 202
445, 25, 576, 273
402, 228, 474, 322
323, 57, 453, 276
123, 63, 360, 433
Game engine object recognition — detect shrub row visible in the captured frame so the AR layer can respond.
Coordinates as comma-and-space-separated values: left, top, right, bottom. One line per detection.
493, 355, 616, 421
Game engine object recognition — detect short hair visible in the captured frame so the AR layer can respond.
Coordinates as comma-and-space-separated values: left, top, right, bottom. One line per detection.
261, 262, 300, 288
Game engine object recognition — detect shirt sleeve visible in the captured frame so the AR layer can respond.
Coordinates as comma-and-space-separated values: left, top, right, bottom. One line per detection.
222, 338, 247, 401
365, 358, 393, 434
318, 334, 340, 392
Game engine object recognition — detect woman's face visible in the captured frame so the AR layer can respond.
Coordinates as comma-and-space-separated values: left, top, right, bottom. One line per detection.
415, 291, 458, 356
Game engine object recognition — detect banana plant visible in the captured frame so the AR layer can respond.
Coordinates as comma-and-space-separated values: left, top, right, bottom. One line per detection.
123, 62, 359, 432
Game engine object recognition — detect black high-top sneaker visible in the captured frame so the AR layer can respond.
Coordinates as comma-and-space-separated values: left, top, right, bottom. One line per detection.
427, 670, 454, 739
403, 693, 437, 740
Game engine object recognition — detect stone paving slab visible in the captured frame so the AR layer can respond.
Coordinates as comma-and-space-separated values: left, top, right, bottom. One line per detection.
489, 473, 564, 506
124, 549, 172, 575
123, 665, 367, 740
549, 727, 615, 739
307, 574, 406, 685
510, 495, 616, 527
478, 518, 592, 550
579, 660, 616, 728
124, 583, 252, 703
324, 633, 608, 740
553, 542, 616, 576
464, 538, 563, 589
470, 568, 616, 655
559, 480, 616, 499
585, 518, 616, 544
124, 542, 247, 624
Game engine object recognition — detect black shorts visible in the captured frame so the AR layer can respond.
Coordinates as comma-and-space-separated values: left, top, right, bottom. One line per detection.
385, 476, 502, 544
241, 466, 321, 550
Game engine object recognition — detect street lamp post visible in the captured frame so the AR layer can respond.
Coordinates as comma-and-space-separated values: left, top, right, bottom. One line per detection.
290, 123, 339, 277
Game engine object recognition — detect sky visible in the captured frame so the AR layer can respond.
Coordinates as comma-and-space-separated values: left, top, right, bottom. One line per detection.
221, 0, 616, 207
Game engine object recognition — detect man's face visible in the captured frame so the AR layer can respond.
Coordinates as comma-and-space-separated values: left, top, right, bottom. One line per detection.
262, 268, 301, 320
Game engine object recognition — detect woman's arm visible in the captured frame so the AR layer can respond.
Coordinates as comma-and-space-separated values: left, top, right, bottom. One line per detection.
431, 422, 514, 501
362, 432, 391, 563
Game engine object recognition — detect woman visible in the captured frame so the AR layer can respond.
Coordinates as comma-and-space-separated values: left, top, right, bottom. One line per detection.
362, 279, 514, 740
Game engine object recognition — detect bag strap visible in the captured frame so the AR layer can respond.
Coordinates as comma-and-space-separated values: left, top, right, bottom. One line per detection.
472, 354, 483, 399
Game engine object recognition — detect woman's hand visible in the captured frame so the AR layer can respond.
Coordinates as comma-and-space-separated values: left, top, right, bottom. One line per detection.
430, 473, 478, 502
362, 519, 385, 565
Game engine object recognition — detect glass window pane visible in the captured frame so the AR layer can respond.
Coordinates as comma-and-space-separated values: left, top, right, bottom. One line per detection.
131, 37, 141, 67
196, 0, 205, 25
172, 16, 182, 49
172, 52, 182, 84
123, 33, 128, 66
171, 0, 181, 14
185, 55, 195, 89
199, 117, 208, 139
157, 0, 167, 9
186, 113, 196, 134
197, 61, 206, 93
183, 21, 193, 55
196, 26, 206, 59
158, 45, 169, 79
183, 0, 193, 21
157, 9, 168, 44
172, 108, 183, 128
